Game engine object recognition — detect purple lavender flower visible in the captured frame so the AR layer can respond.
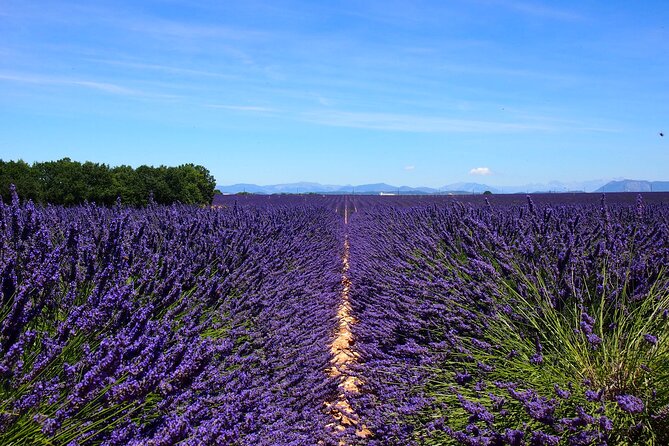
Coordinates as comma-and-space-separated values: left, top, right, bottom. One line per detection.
616, 394, 644, 413
530, 430, 560, 446
474, 380, 487, 391
457, 394, 495, 424
561, 406, 596, 431
581, 311, 595, 327
553, 384, 571, 399
643, 334, 658, 345
488, 393, 506, 410
455, 371, 473, 385
586, 333, 602, 349
530, 353, 544, 365
599, 416, 613, 431
585, 389, 603, 402
503, 429, 524, 445
508, 388, 556, 424
477, 361, 494, 373
568, 430, 601, 445
472, 338, 492, 351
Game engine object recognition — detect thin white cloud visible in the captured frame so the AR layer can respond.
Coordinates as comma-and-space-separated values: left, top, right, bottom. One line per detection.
478, 0, 583, 21
124, 18, 267, 42
71, 80, 136, 95
316, 95, 333, 107
206, 104, 276, 113
439, 63, 584, 84
404, 165, 415, 171
102, 14, 264, 66
301, 110, 553, 133
470, 167, 493, 176
0, 72, 140, 96
90, 59, 235, 79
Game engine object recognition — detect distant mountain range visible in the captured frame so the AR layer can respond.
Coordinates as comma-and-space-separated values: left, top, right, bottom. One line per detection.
595, 180, 669, 193
217, 179, 669, 195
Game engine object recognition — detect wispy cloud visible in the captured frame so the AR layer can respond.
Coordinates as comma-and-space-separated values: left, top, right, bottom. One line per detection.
71, 80, 137, 95
206, 104, 276, 113
116, 20, 261, 67
470, 167, 493, 176
90, 59, 235, 79
315, 95, 333, 106
404, 165, 416, 171
478, 0, 583, 21
439, 63, 584, 84
123, 18, 267, 43
0, 72, 141, 96
301, 110, 553, 133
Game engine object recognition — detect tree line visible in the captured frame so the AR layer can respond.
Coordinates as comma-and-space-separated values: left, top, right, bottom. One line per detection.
0, 158, 217, 206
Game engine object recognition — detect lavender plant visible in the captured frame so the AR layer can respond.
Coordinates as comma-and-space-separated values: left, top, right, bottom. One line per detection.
346, 196, 669, 445
0, 188, 344, 445
424, 264, 669, 445
3, 188, 668, 445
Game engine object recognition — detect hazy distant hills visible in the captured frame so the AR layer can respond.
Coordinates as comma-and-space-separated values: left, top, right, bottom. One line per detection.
218, 182, 438, 195
595, 180, 669, 193
217, 179, 669, 195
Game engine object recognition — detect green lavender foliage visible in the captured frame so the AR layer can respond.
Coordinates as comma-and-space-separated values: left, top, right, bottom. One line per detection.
420, 264, 669, 445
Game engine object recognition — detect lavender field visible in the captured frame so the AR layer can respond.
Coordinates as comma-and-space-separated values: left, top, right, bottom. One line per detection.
2, 190, 669, 445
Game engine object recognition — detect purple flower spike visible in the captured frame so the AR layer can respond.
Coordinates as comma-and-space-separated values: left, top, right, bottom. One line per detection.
455, 371, 473, 385
616, 395, 644, 413
530, 430, 560, 445
643, 334, 658, 345
553, 384, 571, 399
585, 389, 603, 402
586, 333, 602, 349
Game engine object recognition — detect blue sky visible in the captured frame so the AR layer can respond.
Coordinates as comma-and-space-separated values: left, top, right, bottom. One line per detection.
1, 0, 668, 187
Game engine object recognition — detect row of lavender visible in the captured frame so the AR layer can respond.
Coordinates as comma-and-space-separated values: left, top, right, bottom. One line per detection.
214, 192, 669, 210
347, 197, 669, 445
0, 190, 343, 445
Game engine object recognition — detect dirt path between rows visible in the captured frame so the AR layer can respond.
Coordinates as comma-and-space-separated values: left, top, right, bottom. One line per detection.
326, 199, 371, 442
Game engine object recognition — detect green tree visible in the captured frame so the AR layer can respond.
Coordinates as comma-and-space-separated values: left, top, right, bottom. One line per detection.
0, 159, 42, 202
111, 165, 142, 206
33, 158, 88, 205
0, 158, 216, 206
81, 161, 114, 205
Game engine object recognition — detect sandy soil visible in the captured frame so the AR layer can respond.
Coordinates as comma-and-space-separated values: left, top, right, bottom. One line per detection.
326, 201, 372, 442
